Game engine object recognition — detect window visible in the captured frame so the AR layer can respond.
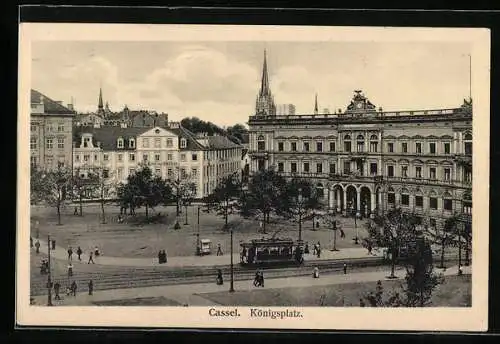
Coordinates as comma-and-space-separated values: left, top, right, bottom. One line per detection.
192, 153, 198, 161
316, 163, 323, 174
155, 153, 161, 161
30, 137, 37, 150
415, 166, 422, 178
343, 161, 350, 174
316, 142, 323, 152
103, 154, 109, 161
94, 154, 98, 161
370, 163, 377, 175
329, 163, 336, 174
129, 138, 135, 148
117, 138, 124, 148
167, 169, 173, 178
401, 194, 410, 206
57, 123, 64, 132
411, 195, 421, 208
155, 168, 161, 175
143, 138, 149, 148
181, 168, 187, 179
278, 142, 284, 152
444, 168, 451, 181
416, 143, 422, 154
303, 142, 310, 152
429, 143, 436, 154
46, 138, 53, 149
356, 135, 364, 152
444, 143, 450, 154
167, 153, 173, 161
444, 199, 453, 211
30, 156, 37, 166
83, 137, 90, 148
192, 168, 198, 176
303, 162, 310, 172
47, 124, 54, 132
402, 142, 408, 153
154, 138, 161, 148
369, 135, 378, 153
31, 125, 36, 132
330, 142, 336, 152
291, 162, 297, 173
387, 165, 394, 177
129, 168, 135, 176
387, 143, 394, 153
75, 154, 80, 162
180, 153, 186, 161
117, 168, 123, 179
129, 153, 135, 161
179, 138, 186, 149
344, 134, 351, 152
291, 142, 297, 152
429, 197, 438, 210
388, 192, 395, 204
401, 166, 408, 178
429, 167, 436, 179
278, 162, 284, 172
103, 169, 109, 179
166, 138, 173, 148
46, 156, 53, 166
464, 133, 472, 155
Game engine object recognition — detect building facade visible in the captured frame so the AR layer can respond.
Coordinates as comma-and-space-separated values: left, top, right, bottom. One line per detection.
30, 89, 75, 170
247, 54, 472, 229
73, 123, 243, 200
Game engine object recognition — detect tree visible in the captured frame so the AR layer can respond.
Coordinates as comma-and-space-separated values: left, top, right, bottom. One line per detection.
321, 210, 339, 251
226, 124, 248, 144
364, 208, 421, 279
280, 178, 322, 242
205, 172, 242, 229
30, 164, 72, 225
239, 168, 288, 233
71, 170, 89, 217
424, 218, 455, 269
167, 169, 196, 218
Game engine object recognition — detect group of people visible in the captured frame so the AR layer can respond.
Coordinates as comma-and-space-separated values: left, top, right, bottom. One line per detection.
158, 250, 168, 264
253, 270, 265, 287
51, 279, 94, 301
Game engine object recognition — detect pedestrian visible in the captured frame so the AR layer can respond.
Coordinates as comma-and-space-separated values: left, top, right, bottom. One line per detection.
359, 298, 365, 307
313, 267, 319, 278
316, 220, 320, 229
216, 243, 223, 256
158, 250, 162, 264
163, 250, 168, 263
71, 281, 77, 297
68, 246, 73, 261
67, 263, 73, 278
94, 246, 100, 257
88, 251, 95, 264
54, 282, 61, 300
367, 243, 372, 255
316, 241, 321, 258
340, 228, 345, 239
74, 206, 78, 215
35, 240, 40, 254
259, 270, 264, 287
30, 236, 33, 248
343, 263, 347, 274
66, 286, 71, 297
304, 243, 310, 254
312, 243, 317, 256
76, 246, 82, 261
253, 270, 260, 287
458, 265, 463, 276
216, 269, 223, 285
88, 280, 94, 295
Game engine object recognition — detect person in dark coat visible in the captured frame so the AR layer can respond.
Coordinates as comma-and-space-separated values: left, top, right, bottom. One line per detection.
253, 270, 260, 287
88, 280, 94, 295
71, 281, 77, 296
216, 269, 223, 285
343, 263, 347, 274
76, 246, 83, 261
158, 250, 163, 264
30, 236, 33, 248
259, 270, 264, 287
162, 250, 167, 263
35, 240, 40, 254
54, 282, 61, 300
68, 247, 73, 261
88, 251, 95, 264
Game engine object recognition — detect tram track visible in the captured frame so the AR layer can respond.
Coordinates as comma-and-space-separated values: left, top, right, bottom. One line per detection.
30, 253, 461, 296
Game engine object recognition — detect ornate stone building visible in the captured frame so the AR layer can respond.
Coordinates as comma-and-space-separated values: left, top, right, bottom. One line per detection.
248, 53, 472, 228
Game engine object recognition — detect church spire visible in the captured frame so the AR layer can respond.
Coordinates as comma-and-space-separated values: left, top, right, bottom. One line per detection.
314, 93, 318, 115
260, 49, 270, 96
98, 87, 104, 111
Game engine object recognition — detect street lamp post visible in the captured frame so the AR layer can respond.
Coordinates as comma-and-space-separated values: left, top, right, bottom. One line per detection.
47, 235, 53, 306
352, 202, 359, 244
331, 217, 338, 251
229, 228, 235, 292
196, 206, 201, 256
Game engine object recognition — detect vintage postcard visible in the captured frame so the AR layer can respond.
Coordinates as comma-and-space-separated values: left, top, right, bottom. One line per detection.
17, 23, 490, 331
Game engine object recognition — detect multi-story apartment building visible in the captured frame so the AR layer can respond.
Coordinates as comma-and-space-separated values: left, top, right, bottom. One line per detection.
30, 89, 75, 170
73, 122, 243, 199
248, 52, 472, 228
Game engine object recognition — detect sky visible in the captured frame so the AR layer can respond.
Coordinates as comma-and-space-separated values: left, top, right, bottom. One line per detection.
31, 41, 472, 127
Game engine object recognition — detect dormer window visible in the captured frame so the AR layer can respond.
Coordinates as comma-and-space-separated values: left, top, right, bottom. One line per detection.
129, 138, 135, 148
180, 138, 187, 148
117, 137, 124, 149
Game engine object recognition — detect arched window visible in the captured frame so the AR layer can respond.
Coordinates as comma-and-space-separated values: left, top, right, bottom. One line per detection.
400, 188, 410, 207
257, 135, 265, 151
443, 191, 453, 212
414, 189, 424, 208
429, 190, 438, 210
344, 134, 352, 152
356, 135, 365, 152
464, 132, 472, 155
316, 183, 325, 199
117, 137, 124, 149
370, 134, 378, 152
387, 186, 395, 205
462, 191, 472, 215
129, 138, 135, 148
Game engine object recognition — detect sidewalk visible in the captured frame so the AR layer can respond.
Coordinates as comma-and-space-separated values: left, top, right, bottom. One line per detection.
32, 238, 383, 268
32, 264, 471, 306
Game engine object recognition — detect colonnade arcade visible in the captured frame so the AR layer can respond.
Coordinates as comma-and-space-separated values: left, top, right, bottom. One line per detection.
327, 183, 379, 218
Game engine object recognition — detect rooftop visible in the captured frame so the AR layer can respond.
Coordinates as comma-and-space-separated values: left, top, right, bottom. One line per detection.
31, 89, 75, 115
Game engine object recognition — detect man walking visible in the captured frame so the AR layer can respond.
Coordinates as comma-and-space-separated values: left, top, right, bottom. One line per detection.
54, 282, 61, 300
88, 251, 95, 264
68, 246, 73, 261
67, 263, 73, 278
88, 280, 94, 295
35, 240, 40, 254
216, 243, 223, 256
71, 281, 77, 297
76, 246, 83, 261
343, 263, 347, 274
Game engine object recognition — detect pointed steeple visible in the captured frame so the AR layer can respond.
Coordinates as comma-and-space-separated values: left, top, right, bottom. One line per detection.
255, 49, 276, 116
98, 87, 104, 111
314, 93, 319, 115
260, 49, 270, 96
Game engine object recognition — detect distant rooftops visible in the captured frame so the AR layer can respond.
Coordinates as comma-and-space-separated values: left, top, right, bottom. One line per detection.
31, 89, 75, 115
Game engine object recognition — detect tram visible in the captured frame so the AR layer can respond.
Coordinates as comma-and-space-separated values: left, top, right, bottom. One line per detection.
239, 237, 304, 267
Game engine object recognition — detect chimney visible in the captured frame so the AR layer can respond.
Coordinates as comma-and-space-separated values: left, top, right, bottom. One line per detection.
67, 104, 74, 111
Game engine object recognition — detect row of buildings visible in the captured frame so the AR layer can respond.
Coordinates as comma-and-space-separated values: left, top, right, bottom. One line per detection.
248, 51, 473, 228
29, 89, 245, 200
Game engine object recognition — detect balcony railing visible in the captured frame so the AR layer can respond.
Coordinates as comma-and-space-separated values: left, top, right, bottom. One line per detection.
382, 176, 472, 188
